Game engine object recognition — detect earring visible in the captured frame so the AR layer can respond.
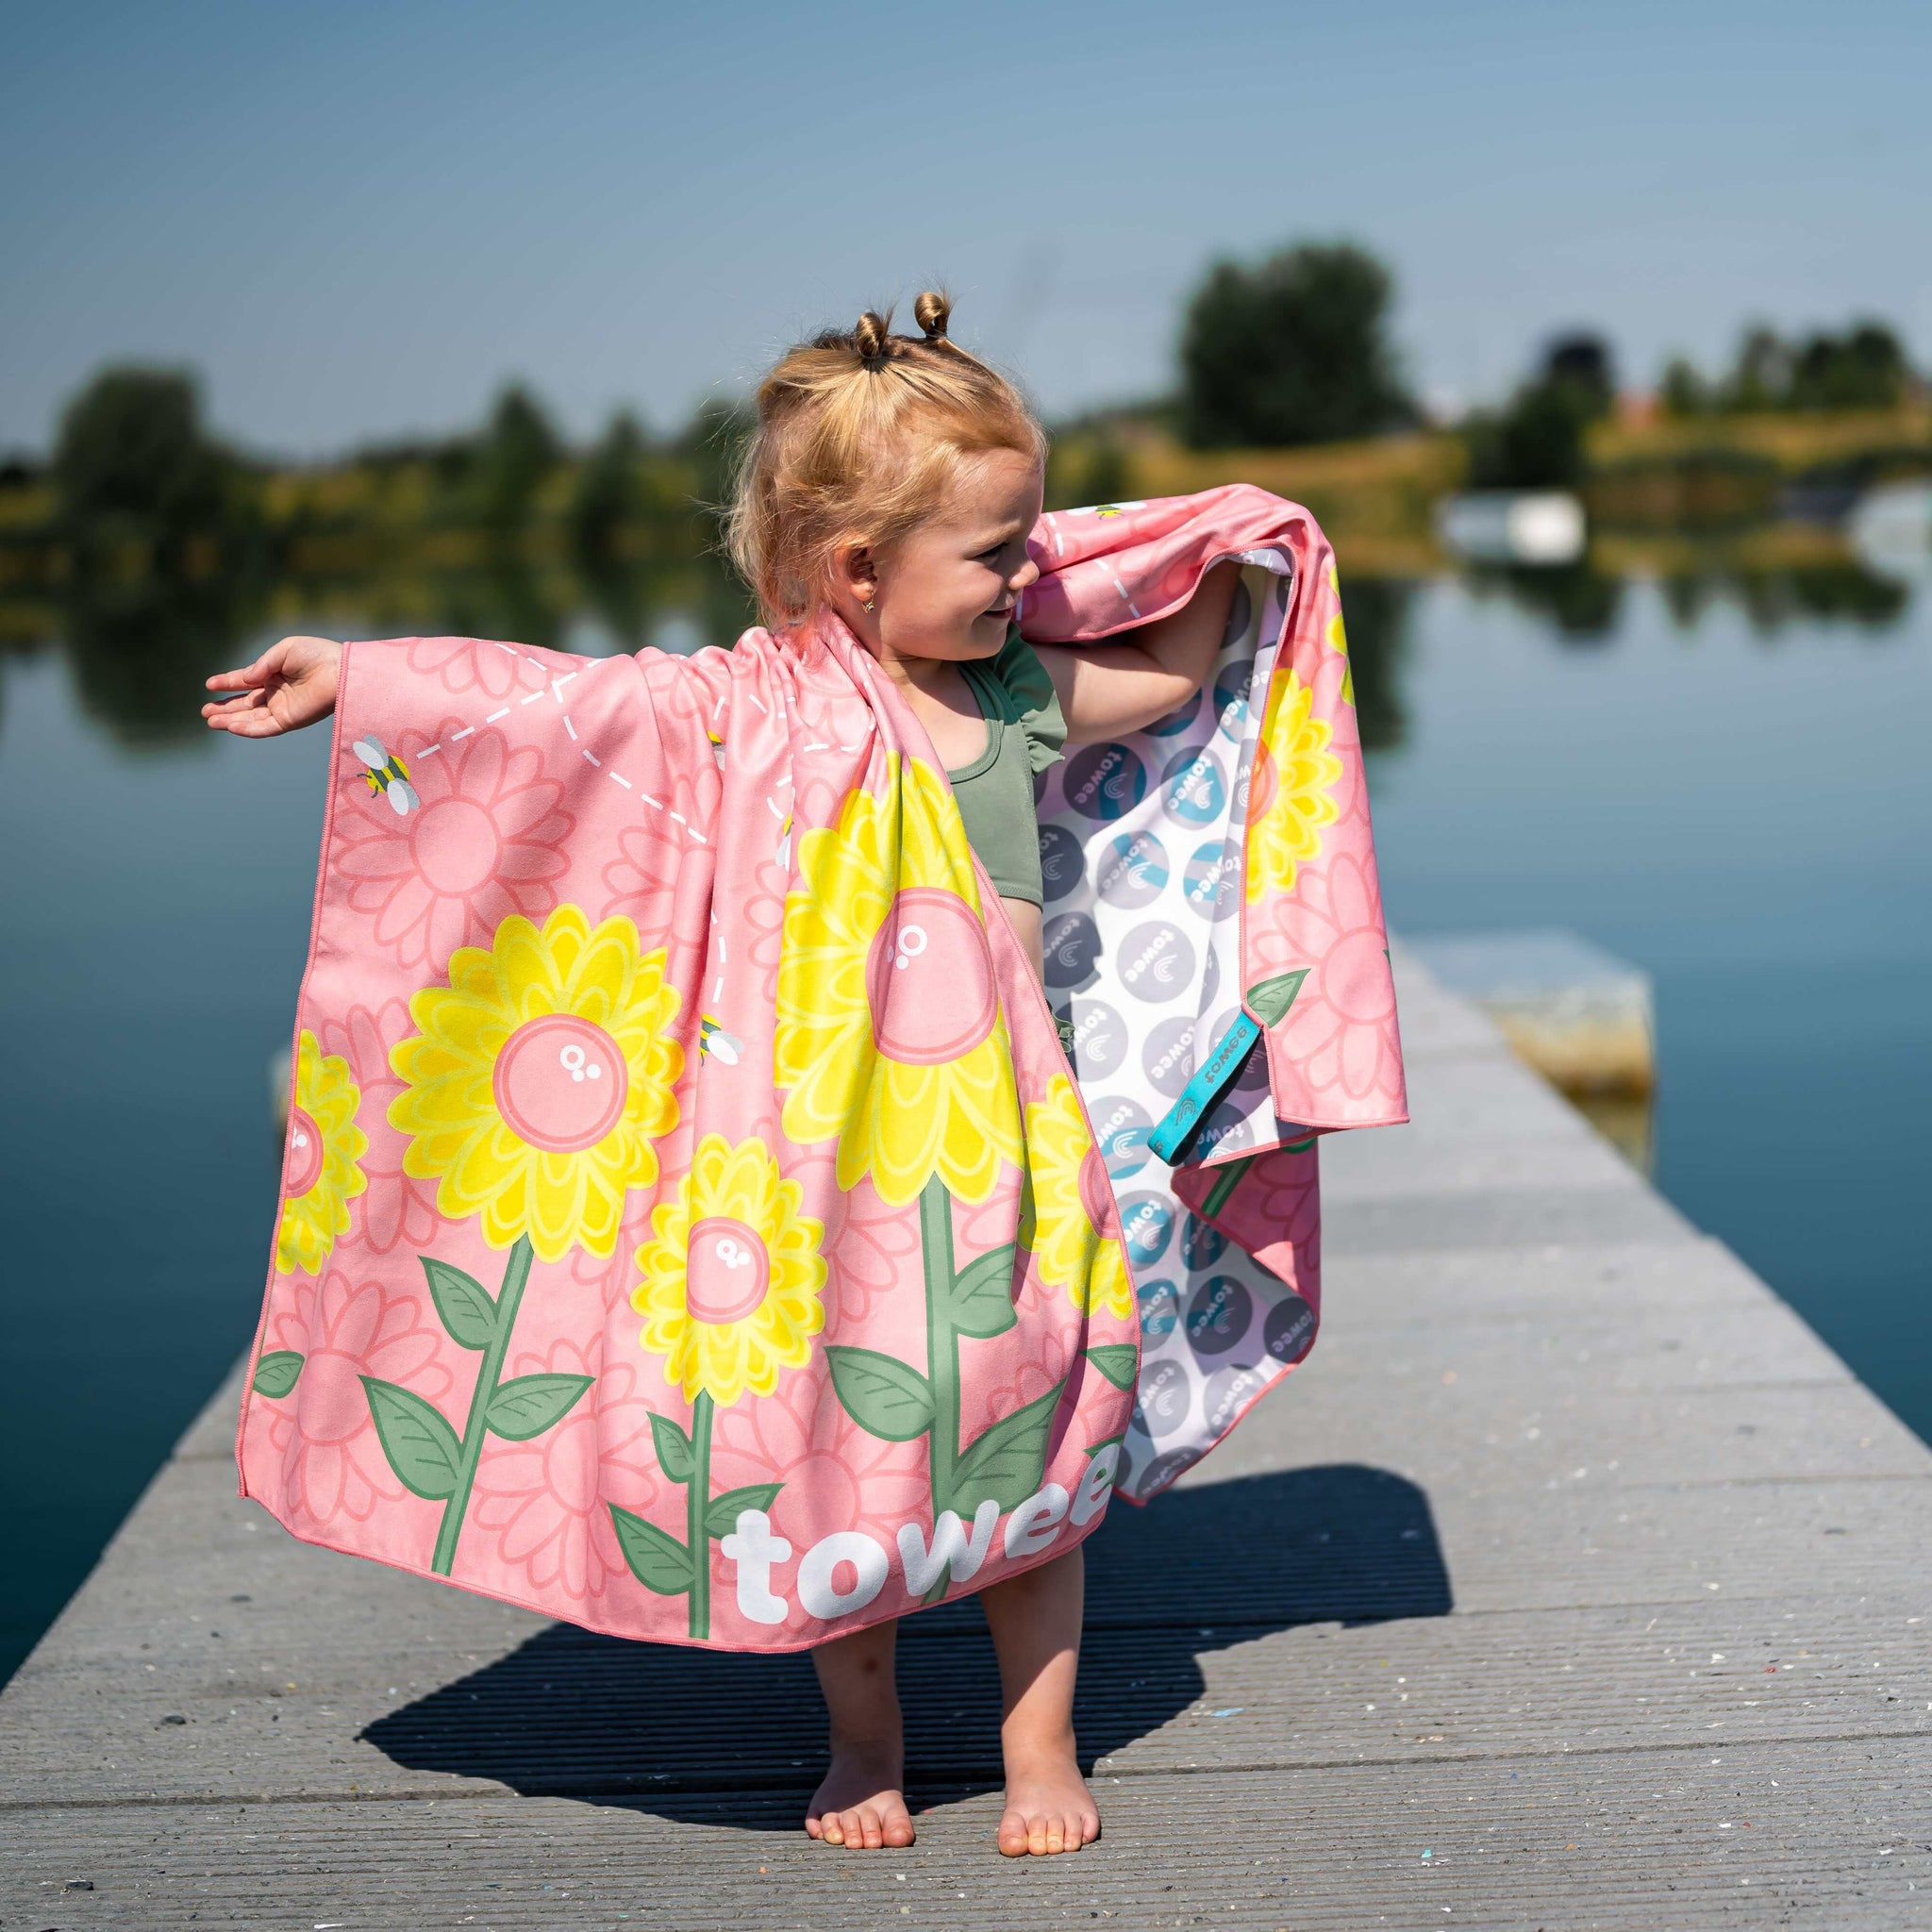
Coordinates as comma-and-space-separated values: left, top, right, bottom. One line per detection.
862, 596, 876, 612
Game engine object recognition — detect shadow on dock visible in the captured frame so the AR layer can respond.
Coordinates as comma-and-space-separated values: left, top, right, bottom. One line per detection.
361, 1462, 1449, 1825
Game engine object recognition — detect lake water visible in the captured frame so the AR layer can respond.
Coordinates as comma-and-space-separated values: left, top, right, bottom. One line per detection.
3, 550, 1927, 1682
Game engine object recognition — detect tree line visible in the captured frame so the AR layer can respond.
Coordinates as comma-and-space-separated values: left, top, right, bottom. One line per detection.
8, 244, 1925, 574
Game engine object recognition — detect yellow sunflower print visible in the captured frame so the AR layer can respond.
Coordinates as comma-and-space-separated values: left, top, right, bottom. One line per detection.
774, 754, 1023, 1205
1023, 1074, 1134, 1322
631, 1134, 827, 1407
389, 905, 683, 1263
1324, 562, 1355, 707
1245, 669, 1342, 902
275, 1029, 368, 1275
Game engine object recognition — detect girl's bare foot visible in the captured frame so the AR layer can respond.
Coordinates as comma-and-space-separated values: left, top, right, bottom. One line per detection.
980, 1545, 1099, 1855
805, 1739, 915, 1849
997, 1731, 1100, 1856
808, 1617, 913, 1848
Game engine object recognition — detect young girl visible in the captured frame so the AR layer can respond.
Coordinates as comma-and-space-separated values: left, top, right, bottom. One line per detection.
205, 293, 1236, 1858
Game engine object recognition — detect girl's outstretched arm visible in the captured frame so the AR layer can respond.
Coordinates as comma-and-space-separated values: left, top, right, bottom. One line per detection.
1032, 560, 1240, 745
202, 636, 342, 737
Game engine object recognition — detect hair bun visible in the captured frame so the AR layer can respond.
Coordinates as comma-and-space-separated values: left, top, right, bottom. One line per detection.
853, 310, 891, 361
913, 290, 951, 341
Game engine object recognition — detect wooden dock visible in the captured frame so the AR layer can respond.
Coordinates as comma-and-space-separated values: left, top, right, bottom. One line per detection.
5, 955, 1928, 1928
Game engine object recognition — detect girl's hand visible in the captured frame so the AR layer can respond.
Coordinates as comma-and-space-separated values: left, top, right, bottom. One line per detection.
202, 636, 342, 737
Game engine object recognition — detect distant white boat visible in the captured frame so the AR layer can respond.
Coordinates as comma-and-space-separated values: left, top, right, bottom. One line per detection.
1848, 480, 1932, 580
1437, 491, 1588, 566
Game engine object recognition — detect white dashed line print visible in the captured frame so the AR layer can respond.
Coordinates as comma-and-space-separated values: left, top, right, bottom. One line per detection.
409, 646, 715, 849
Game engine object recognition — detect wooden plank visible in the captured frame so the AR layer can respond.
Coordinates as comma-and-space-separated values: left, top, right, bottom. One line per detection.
6, 1741, 1928, 1929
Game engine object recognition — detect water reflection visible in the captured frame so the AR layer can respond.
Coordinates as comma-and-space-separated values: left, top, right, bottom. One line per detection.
1463, 551, 1912, 644
4, 550, 759, 748
1669, 562, 1909, 632
0, 532, 1916, 762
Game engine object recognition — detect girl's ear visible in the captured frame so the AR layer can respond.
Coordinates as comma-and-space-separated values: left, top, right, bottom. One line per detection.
833, 540, 879, 608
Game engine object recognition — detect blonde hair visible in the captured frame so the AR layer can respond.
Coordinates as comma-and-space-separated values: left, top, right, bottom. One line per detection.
726, 291, 1046, 624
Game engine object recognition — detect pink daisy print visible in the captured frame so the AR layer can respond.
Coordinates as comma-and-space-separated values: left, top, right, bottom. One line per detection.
1256, 851, 1405, 1115
314, 999, 437, 1256
1229, 1143, 1323, 1295
953, 1161, 1025, 1258
469, 1341, 659, 1608
741, 856, 790, 1008
966, 1327, 1073, 1446
408, 636, 549, 703
335, 721, 573, 974
789, 1149, 918, 1329
598, 770, 719, 973
266, 1271, 452, 1534
791, 677, 875, 754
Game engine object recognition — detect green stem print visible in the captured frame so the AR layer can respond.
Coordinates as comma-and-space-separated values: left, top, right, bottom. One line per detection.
361, 1236, 593, 1578
609, 1392, 784, 1640
827, 1173, 1068, 1603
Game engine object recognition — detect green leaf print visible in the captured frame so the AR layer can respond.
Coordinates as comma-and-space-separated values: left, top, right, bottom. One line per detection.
950, 1378, 1068, 1516
486, 1373, 593, 1441
361, 1377, 463, 1501
704, 1483, 785, 1540
421, 1257, 500, 1351
608, 1504, 695, 1595
1245, 968, 1308, 1027
648, 1410, 696, 1485
1084, 1343, 1140, 1391
947, 1242, 1021, 1339
825, 1345, 937, 1441
251, 1351, 304, 1399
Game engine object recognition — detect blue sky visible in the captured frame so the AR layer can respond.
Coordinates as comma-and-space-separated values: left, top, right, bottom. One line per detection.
3, 0, 1927, 455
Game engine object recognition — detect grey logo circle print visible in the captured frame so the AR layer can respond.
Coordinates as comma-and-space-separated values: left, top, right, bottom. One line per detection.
1087, 1094, 1153, 1180
1213, 658, 1254, 741
1138, 1276, 1181, 1340
1185, 1275, 1254, 1357
1062, 997, 1126, 1080
1115, 1190, 1174, 1264
1159, 745, 1225, 827
1095, 829, 1169, 908
1263, 1293, 1317, 1364
1037, 824, 1085, 902
1117, 921, 1195, 1004
1141, 1013, 1202, 1100
1134, 1445, 1202, 1494
1132, 1358, 1191, 1439
1180, 1211, 1228, 1270
1041, 911, 1101, 989
1181, 841, 1239, 922
1204, 1363, 1269, 1435
1062, 742, 1146, 822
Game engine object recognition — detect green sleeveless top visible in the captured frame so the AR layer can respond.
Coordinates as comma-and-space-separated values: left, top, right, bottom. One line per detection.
948, 631, 1068, 907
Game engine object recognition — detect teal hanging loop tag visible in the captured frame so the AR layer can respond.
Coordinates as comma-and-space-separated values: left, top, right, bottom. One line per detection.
1146, 969, 1310, 1167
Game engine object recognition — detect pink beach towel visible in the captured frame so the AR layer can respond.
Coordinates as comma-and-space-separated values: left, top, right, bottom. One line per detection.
237, 485, 1406, 1651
